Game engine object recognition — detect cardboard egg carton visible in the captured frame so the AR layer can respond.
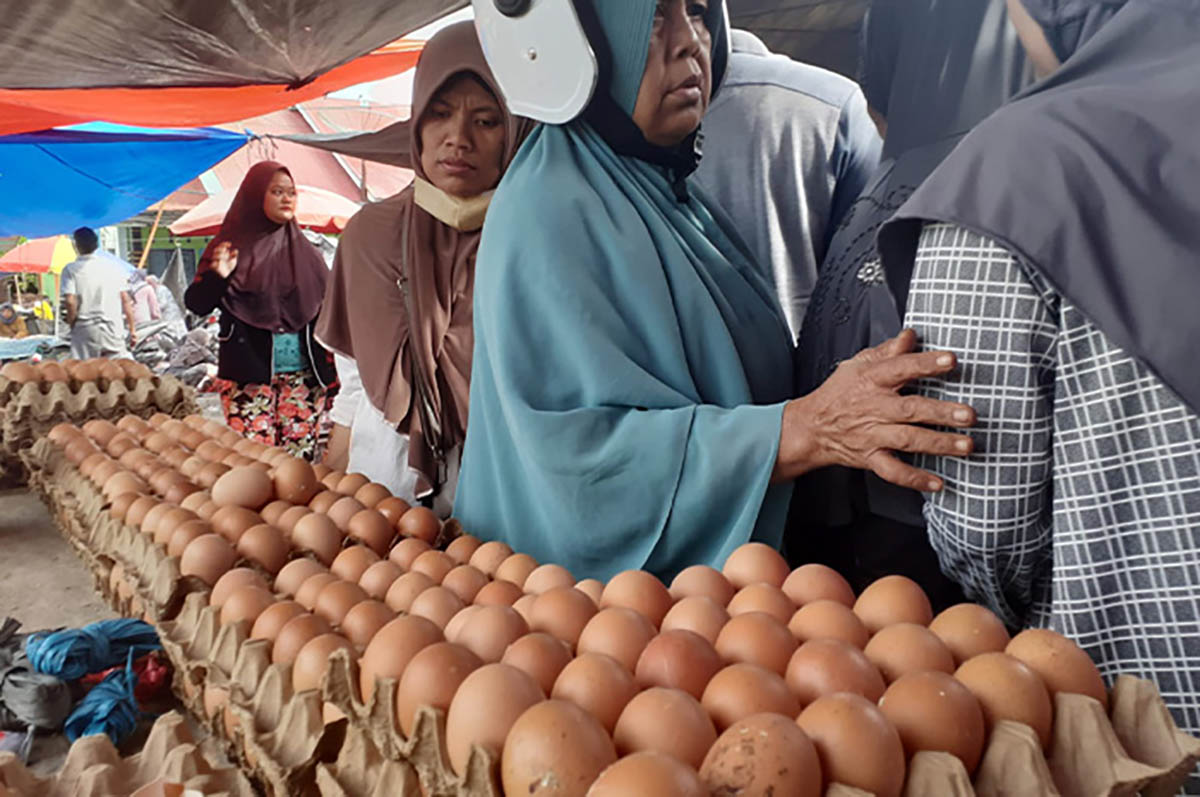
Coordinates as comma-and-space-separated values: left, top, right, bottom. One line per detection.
0, 711, 253, 797
314, 722, 423, 797
1, 376, 195, 425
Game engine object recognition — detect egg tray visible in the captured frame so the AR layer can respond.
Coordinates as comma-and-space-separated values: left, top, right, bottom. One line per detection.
0, 711, 254, 797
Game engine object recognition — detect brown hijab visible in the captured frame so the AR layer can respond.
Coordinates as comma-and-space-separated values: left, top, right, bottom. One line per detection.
197, 161, 328, 333
315, 20, 533, 496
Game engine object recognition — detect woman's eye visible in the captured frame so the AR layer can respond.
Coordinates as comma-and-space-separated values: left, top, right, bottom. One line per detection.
687, 2, 707, 17
477, 117, 500, 128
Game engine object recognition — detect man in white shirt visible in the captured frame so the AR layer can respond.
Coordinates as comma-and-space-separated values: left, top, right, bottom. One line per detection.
60, 227, 137, 358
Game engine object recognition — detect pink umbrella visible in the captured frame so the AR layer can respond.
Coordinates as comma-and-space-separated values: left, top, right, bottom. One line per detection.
169, 184, 361, 236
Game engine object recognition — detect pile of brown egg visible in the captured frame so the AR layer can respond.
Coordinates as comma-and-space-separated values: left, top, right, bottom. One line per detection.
1, 357, 154, 388
44, 414, 1112, 797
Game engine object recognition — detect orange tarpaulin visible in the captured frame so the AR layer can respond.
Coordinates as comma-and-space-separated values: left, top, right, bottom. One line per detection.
0, 39, 424, 137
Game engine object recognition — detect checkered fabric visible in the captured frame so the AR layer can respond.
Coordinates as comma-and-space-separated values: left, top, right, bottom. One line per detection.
906, 223, 1200, 736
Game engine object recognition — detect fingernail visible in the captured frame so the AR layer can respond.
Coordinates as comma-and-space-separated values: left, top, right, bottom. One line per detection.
956, 439, 971, 452
954, 409, 971, 422
937, 354, 954, 367
927, 479, 942, 491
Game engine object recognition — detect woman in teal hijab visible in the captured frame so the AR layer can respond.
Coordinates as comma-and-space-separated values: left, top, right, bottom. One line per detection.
456, 0, 977, 581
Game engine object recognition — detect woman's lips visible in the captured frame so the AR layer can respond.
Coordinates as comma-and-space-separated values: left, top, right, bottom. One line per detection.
438, 160, 475, 176
667, 74, 703, 102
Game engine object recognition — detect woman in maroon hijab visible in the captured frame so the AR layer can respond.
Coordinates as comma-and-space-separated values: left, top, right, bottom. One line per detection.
185, 162, 335, 460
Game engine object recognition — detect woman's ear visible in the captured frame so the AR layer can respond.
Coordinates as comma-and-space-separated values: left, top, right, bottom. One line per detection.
1005, 0, 1062, 78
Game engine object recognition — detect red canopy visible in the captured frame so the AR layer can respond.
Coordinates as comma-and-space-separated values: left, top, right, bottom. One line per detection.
0, 39, 424, 136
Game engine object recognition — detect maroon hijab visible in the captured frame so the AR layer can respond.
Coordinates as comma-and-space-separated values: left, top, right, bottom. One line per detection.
198, 161, 328, 333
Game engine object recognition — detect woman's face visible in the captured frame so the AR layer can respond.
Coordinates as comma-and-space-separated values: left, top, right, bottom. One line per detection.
262, 170, 298, 224
632, 0, 713, 147
418, 74, 507, 198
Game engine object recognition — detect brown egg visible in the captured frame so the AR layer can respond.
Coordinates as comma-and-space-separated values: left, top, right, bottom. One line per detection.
530, 586, 598, 649
219, 585, 276, 627
121, 448, 158, 473
327, 496, 366, 531
458, 604, 529, 663
446, 663, 545, 775
330, 545, 381, 583
210, 567, 269, 608
314, 579, 369, 626
308, 489, 340, 514
385, 571, 436, 612
273, 457, 320, 504
669, 565, 737, 606
410, 586, 466, 630
104, 471, 148, 502
359, 615, 444, 703
275, 558, 328, 598
574, 579, 604, 606
592, 751, 708, 797
295, 572, 340, 610
524, 563, 576, 595
109, 491, 143, 522
863, 623, 956, 683
180, 534, 238, 585
211, 466, 274, 509
260, 500, 293, 526
395, 642, 483, 737
700, 713, 822, 797
577, 607, 657, 673
320, 469, 345, 491
601, 570, 674, 628
660, 596, 730, 646
48, 422, 82, 445
552, 653, 639, 735
277, 505, 312, 536
714, 611, 797, 676
388, 537, 432, 570
352, 482, 391, 508
180, 429, 207, 451
64, 437, 99, 465
345, 509, 394, 555
149, 467, 185, 497
474, 579, 525, 607
250, 601, 307, 644
468, 540, 514, 576
854, 575, 933, 633
119, 414, 152, 434
782, 564, 856, 609
785, 638, 886, 704
410, 549, 455, 584
512, 593, 538, 626
442, 565, 489, 604
83, 419, 119, 446
501, 699, 617, 797
930, 604, 1012, 665
723, 542, 790, 589
1006, 628, 1108, 708
312, 463, 333, 481
196, 462, 230, 489
879, 670, 986, 774
373, 496, 411, 525
210, 505, 262, 544
168, 520, 212, 558
339, 600, 395, 650
272, 613, 333, 665
397, 506, 441, 544
195, 440, 228, 462
727, 583, 796, 625
358, 560, 403, 600
445, 534, 483, 565
634, 629, 724, 700
494, 553, 539, 588
148, 506, 196, 546
195, 500, 220, 521
91, 459, 123, 488
502, 633, 573, 696
80, 452, 109, 478
223, 453, 258, 469
445, 606, 484, 644
160, 447, 191, 471
701, 663, 801, 733
236, 524, 290, 574
1, 361, 38, 383
335, 472, 370, 496
787, 599, 871, 649
291, 512, 344, 565
163, 479, 200, 506
955, 652, 1054, 748
292, 633, 355, 694
797, 693, 906, 797
613, 687, 717, 770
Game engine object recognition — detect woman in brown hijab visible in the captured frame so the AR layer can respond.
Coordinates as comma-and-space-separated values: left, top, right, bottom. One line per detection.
185, 161, 335, 461
316, 21, 531, 514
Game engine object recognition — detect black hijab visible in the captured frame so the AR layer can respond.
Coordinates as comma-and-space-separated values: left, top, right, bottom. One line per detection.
881, 0, 1200, 414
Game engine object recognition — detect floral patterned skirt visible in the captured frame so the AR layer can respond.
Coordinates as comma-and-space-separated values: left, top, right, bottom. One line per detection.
214, 369, 332, 462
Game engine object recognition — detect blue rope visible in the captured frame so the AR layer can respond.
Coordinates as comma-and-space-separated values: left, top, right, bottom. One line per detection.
24, 619, 160, 682
62, 648, 143, 744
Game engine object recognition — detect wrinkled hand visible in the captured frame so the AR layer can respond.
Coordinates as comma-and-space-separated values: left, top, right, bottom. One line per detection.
213, 241, 239, 278
779, 329, 976, 492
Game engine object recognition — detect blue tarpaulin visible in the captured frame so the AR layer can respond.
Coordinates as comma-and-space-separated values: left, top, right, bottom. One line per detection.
0, 122, 249, 238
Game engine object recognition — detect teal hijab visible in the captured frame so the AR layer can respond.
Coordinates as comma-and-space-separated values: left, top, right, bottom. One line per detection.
454, 0, 794, 582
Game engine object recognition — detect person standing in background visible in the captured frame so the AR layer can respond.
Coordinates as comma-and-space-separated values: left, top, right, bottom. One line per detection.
694, 29, 880, 341
60, 227, 137, 358
185, 162, 334, 461
127, 270, 161, 326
